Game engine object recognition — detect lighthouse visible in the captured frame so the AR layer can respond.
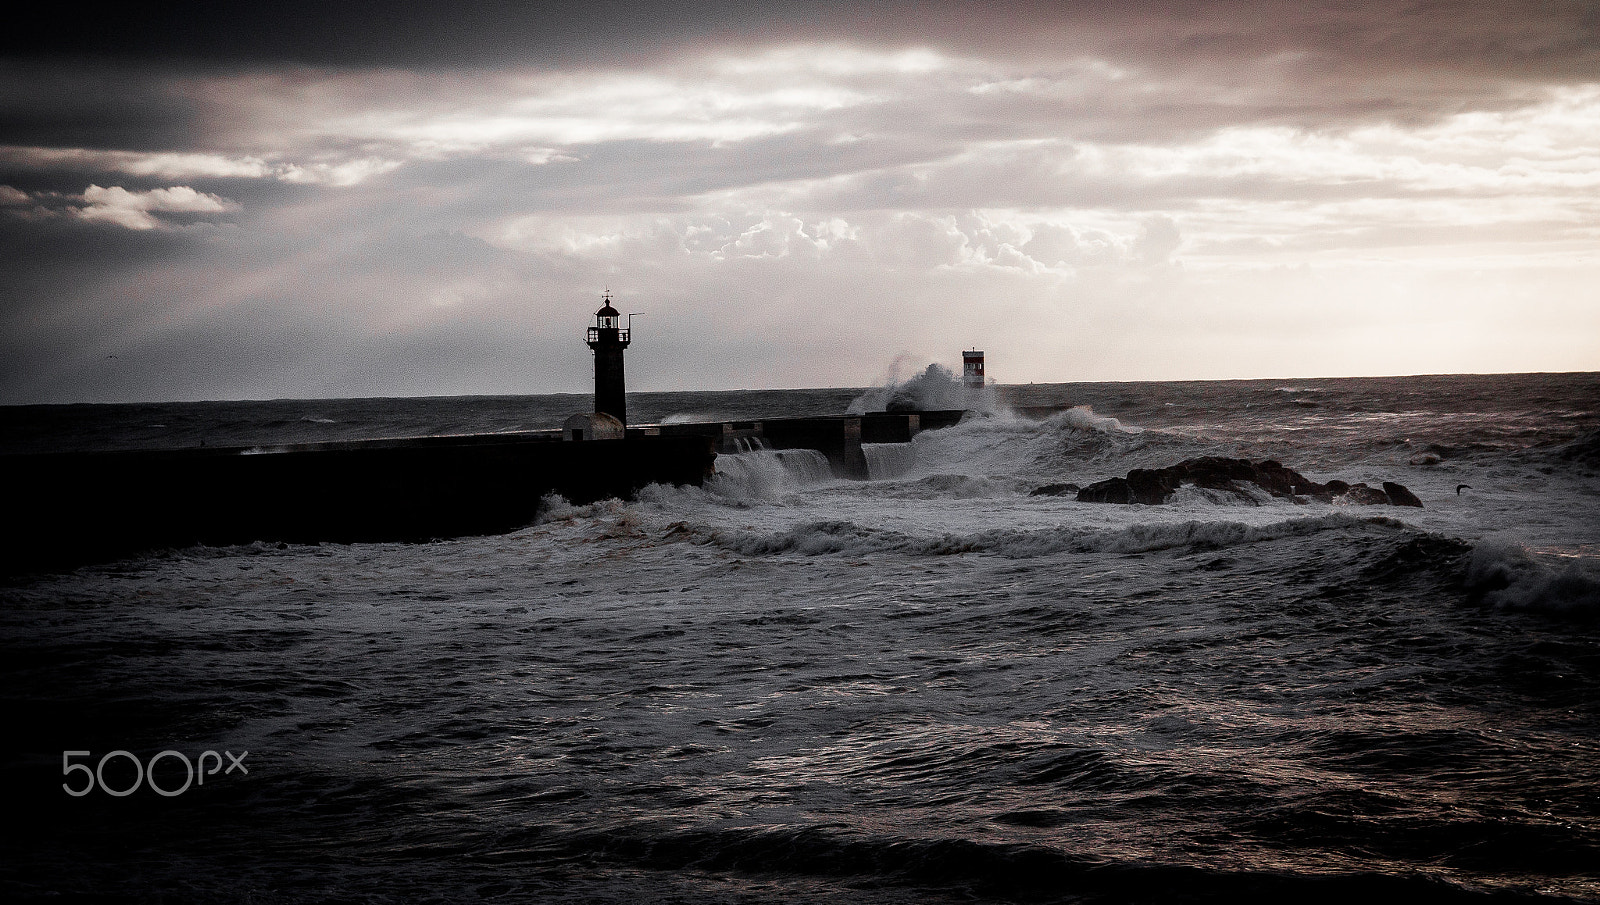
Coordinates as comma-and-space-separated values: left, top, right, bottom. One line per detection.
586, 292, 631, 426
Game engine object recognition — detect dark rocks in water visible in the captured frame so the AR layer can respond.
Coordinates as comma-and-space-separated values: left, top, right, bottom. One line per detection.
1382, 481, 1424, 507
1077, 457, 1311, 505
1077, 477, 1137, 504
1073, 457, 1423, 508
1343, 484, 1390, 505
1077, 469, 1181, 505
1029, 482, 1080, 497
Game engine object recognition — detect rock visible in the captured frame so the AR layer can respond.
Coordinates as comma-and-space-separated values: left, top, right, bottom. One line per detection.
1125, 467, 1183, 504
1382, 481, 1423, 507
1075, 457, 1317, 505
1166, 457, 1257, 494
1072, 459, 1423, 508
1077, 477, 1136, 504
1342, 483, 1390, 505
1030, 483, 1080, 497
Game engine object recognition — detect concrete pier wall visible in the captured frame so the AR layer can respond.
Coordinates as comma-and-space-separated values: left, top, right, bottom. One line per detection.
862, 412, 918, 443
1, 408, 970, 575
761, 416, 867, 478
2, 433, 714, 575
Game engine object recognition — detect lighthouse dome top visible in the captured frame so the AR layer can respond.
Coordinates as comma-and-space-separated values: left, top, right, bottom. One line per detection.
595, 292, 619, 319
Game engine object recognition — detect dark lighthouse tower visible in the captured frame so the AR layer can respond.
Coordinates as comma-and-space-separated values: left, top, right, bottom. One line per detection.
585, 292, 631, 426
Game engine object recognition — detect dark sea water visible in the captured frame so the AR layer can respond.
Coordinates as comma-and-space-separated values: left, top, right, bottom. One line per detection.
3, 372, 1599, 903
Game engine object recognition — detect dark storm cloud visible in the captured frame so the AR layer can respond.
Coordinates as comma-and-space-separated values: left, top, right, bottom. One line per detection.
0, 1, 794, 68
6, 1, 1597, 79
3, 1, 1597, 401
0, 61, 203, 150
7, 2, 1594, 171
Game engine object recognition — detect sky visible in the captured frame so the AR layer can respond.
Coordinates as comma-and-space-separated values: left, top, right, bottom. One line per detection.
2, 0, 1598, 404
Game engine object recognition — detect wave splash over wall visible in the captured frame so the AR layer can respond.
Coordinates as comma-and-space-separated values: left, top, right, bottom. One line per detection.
848, 360, 999, 415
705, 444, 833, 501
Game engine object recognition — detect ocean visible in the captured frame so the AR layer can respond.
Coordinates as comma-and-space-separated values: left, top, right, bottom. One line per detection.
3, 371, 1599, 903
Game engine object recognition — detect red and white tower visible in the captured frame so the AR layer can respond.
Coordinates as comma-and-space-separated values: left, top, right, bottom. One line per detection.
962, 350, 985, 388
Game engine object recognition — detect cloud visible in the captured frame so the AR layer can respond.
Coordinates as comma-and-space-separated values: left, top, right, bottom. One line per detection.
1021, 222, 1124, 267
0, 146, 272, 179
490, 207, 1175, 277
1134, 216, 1181, 265
0, 144, 405, 188
2, 4, 1599, 402
276, 157, 404, 186
74, 185, 238, 230
5, 2, 1598, 90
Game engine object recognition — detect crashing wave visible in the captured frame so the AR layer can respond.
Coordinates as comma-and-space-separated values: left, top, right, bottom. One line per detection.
848, 361, 999, 415
700, 512, 1384, 559
1466, 541, 1600, 616
705, 447, 834, 501
903, 404, 1184, 482
863, 443, 916, 480
1047, 405, 1141, 436
859, 473, 1034, 500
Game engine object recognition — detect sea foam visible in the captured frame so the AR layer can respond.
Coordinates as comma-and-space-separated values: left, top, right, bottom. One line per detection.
701, 512, 1387, 559
1466, 540, 1600, 616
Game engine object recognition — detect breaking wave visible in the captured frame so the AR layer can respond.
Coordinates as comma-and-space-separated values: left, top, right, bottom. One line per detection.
857, 473, 1033, 500
848, 361, 999, 415
1050, 404, 1140, 435
705, 447, 834, 501
909, 404, 1188, 480
701, 512, 1388, 559
863, 442, 916, 479
1466, 541, 1600, 617
1167, 482, 1283, 507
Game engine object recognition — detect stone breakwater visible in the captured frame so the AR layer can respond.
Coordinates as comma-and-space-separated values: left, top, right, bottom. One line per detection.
1032, 456, 1424, 507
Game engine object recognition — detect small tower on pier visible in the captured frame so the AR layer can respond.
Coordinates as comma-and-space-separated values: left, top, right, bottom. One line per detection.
962, 349, 985, 388
586, 292, 631, 426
